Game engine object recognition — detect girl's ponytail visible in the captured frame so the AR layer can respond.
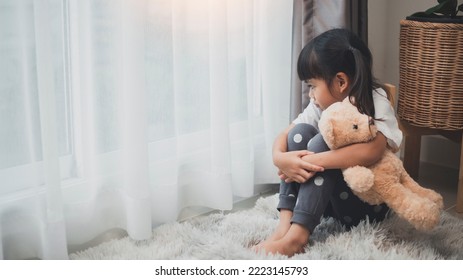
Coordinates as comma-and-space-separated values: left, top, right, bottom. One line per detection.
348, 46, 374, 118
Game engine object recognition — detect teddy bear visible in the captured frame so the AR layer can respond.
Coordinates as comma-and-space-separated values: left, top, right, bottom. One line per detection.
318, 97, 444, 231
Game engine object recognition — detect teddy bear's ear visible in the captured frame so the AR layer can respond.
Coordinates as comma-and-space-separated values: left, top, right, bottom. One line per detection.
320, 119, 336, 150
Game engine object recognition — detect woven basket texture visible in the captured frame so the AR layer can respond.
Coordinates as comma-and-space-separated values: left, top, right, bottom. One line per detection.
398, 19, 463, 130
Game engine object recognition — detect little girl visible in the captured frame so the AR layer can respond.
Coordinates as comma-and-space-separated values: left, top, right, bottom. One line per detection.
254, 28, 402, 257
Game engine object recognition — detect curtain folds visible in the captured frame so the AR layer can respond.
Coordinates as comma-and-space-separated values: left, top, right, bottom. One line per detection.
290, 0, 368, 121
0, 0, 293, 259
0, 0, 366, 260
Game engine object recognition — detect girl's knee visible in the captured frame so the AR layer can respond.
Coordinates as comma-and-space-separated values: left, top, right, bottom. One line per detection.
287, 123, 318, 151
306, 133, 330, 153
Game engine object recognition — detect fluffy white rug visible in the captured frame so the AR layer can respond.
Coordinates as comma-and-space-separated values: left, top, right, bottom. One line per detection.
70, 194, 463, 260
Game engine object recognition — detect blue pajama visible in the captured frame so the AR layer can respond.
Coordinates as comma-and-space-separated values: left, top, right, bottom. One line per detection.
277, 123, 389, 233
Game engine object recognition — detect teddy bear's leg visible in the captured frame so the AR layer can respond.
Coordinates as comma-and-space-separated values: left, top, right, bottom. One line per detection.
374, 183, 441, 230
400, 171, 444, 210
342, 166, 374, 193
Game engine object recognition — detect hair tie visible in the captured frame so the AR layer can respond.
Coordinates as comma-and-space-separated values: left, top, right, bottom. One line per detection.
348, 46, 356, 52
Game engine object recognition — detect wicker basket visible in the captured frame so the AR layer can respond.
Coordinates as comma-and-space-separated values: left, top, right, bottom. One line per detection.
398, 19, 463, 130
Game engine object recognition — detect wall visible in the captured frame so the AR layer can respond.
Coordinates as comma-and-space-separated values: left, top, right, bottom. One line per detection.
368, 0, 461, 169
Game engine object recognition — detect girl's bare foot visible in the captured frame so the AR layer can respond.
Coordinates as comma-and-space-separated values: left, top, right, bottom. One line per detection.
252, 223, 290, 251
252, 210, 292, 251
257, 223, 310, 257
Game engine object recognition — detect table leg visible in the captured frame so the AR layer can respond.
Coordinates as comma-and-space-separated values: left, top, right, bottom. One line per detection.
403, 134, 421, 179
456, 143, 463, 213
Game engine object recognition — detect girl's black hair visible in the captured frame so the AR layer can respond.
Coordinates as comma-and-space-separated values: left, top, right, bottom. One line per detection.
297, 28, 383, 118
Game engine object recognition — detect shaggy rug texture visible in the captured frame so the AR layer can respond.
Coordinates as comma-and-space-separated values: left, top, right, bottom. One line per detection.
70, 194, 463, 260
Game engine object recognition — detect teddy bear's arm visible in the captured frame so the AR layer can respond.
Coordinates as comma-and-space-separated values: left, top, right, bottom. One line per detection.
342, 166, 374, 192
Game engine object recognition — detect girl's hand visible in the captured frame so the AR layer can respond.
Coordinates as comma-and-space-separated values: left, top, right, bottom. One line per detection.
274, 151, 324, 183
277, 169, 316, 183
278, 169, 317, 183
277, 170, 290, 182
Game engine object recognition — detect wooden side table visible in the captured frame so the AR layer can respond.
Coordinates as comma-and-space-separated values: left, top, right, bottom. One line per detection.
397, 20, 463, 213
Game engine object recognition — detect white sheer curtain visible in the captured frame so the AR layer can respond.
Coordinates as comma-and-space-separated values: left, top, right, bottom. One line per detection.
0, 0, 293, 259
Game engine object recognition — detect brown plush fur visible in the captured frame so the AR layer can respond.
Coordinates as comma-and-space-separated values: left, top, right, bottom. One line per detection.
319, 98, 443, 231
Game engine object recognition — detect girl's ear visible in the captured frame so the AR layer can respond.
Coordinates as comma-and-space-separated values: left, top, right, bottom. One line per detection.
335, 72, 349, 94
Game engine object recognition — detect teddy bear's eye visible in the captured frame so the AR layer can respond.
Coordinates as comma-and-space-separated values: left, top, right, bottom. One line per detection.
353, 124, 358, 130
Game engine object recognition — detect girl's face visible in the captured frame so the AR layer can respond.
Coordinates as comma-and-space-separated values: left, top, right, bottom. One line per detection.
307, 78, 344, 110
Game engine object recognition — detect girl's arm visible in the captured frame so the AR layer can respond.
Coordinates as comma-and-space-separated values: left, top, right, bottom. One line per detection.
273, 123, 324, 183
301, 132, 388, 169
